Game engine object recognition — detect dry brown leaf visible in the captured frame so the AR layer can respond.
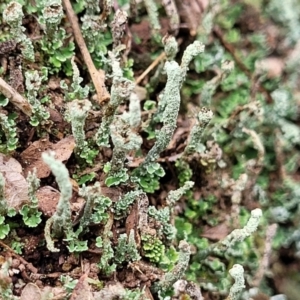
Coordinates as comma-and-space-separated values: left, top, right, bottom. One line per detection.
201, 222, 229, 241
20, 136, 75, 178
36, 186, 60, 217
70, 273, 94, 300
20, 283, 41, 300
0, 153, 29, 209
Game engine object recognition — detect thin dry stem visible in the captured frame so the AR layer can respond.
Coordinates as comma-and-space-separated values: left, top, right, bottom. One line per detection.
0, 240, 37, 274
0, 77, 32, 116
135, 52, 166, 85
62, 0, 110, 104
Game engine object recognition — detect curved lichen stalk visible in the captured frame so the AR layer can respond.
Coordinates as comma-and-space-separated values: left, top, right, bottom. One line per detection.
42, 152, 73, 252
225, 264, 245, 300
197, 208, 263, 260
138, 40, 205, 174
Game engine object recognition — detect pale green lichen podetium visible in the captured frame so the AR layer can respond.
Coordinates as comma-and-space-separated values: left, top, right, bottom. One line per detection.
42, 0, 64, 36
78, 182, 111, 233
200, 60, 234, 107
166, 181, 195, 207
3, 1, 34, 61
68, 99, 92, 152
163, 35, 178, 61
125, 92, 141, 128
114, 229, 141, 264
25, 70, 50, 126
143, 0, 161, 37
138, 40, 205, 174
183, 107, 214, 156
105, 117, 142, 186
96, 53, 134, 147
20, 169, 42, 227
114, 190, 145, 219
42, 152, 73, 251
225, 264, 245, 300
148, 182, 195, 240
153, 240, 191, 293
197, 208, 263, 260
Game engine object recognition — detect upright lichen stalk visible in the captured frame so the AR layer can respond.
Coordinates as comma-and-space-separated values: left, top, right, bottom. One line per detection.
42, 0, 64, 37
183, 107, 214, 156
197, 208, 263, 260
138, 39, 205, 174
42, 152, 73, 251
225, 264, 245, 300
25, 70, 50, 126
105, 117, 142, 186
3, 1, 34, 61
153, 240, 191, 294
96, 53, 134, 147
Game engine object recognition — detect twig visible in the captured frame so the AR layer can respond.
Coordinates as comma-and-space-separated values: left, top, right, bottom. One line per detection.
135, 52, 166, 85
62, 0, 110, 104
0, 240, 37, 274
0, 77, 32, 116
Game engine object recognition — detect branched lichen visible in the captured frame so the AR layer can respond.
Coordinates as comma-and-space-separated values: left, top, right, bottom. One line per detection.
148, 206, 176, 240
147, 183, 193, 241
222, 208, 262, 247
114, 190, 145, 219
138, 40, 204, 175
140, 61, 181, 169
67, 99, 97, 164
166, 181, 194, 206
163, 35, 178, 61
180, 41, 205, 78
61, 56, 90, 101
197, 208, 263, 260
